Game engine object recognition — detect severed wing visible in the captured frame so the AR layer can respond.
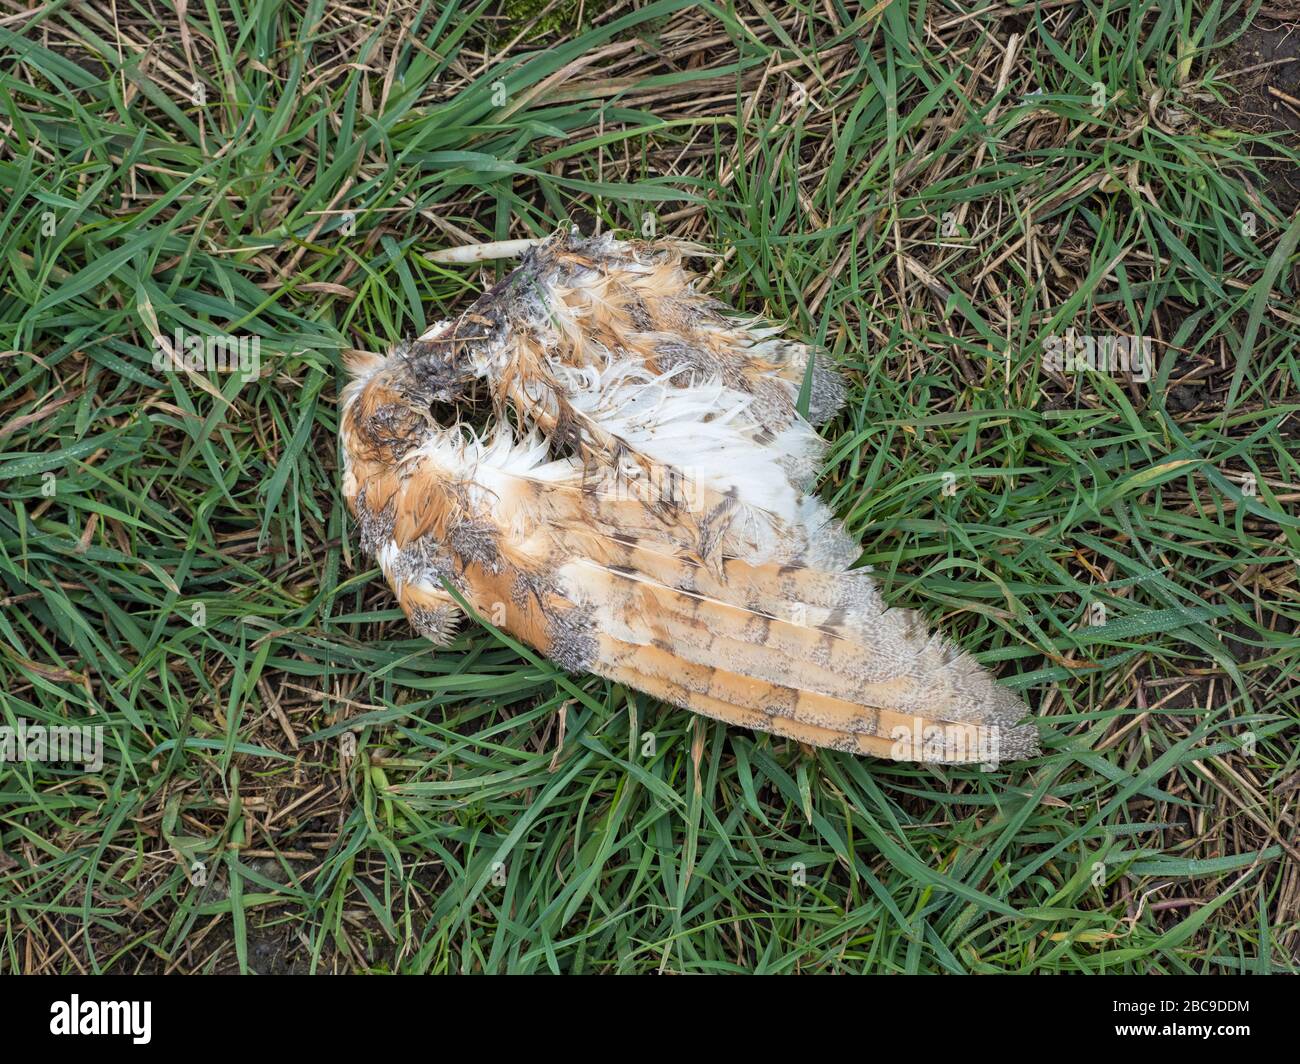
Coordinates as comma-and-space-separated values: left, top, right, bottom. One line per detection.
339, 354, 1039, 762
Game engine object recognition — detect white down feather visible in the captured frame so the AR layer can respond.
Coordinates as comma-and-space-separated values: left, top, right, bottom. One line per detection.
554, 358, 854, 566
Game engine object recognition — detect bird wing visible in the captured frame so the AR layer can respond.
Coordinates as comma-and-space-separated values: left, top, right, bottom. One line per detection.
345, 418, 1038, 763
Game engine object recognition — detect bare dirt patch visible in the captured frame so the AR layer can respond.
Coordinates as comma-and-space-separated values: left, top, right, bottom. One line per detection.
1213, 12, 1300, 213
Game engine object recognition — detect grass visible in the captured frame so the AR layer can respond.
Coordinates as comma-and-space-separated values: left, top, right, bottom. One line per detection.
1, 0, 1298, 974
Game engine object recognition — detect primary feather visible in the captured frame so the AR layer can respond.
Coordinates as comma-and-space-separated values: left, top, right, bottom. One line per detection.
338, 231, 1039, 763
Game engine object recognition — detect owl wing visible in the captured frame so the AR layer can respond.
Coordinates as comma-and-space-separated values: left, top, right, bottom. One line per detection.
354, 423, 1038, 763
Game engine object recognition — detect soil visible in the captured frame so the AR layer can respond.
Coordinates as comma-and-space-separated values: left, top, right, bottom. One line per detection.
1211, 12, 1300, 214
